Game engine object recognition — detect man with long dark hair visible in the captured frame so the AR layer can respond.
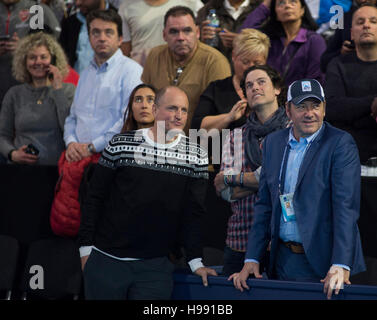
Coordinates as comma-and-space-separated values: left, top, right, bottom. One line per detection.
214, 65, 290, 276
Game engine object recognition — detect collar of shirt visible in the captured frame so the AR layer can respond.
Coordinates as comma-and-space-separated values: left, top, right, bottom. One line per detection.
89, 48, 123, 71
76, 11, 86, 24
280, 28, 308, 45
288, 123, 323, 149
223, 0, 250, 20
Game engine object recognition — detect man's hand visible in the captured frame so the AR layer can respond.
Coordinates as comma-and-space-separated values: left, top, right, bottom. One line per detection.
10, 145, 39, 164
200, 19, 221, 42
320, 265, 351, 300
340, 40, 355, 55
194, 267, 218, 287
228, 262, 262, 292
219, 28, 236, 48
214, 171, 226, 195
4, 32, 19, 53
65, 142, 91, 162
81, 255, 89, 271
371, 97, 377, 119
231, 186, 254, 200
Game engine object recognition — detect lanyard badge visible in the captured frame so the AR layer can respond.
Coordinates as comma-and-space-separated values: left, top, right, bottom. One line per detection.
279, 192, 296, 222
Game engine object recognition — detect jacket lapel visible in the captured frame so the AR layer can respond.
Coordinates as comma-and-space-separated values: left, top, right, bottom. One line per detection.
272, 130, 290, 235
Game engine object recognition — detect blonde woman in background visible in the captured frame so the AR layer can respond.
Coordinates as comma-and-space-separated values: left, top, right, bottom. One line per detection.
192, 28, 270, 131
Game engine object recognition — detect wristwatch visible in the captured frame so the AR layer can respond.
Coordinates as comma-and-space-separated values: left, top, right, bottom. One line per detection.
87, 143, 95, 154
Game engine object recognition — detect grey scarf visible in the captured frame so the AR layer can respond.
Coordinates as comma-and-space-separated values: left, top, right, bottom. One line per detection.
243, 107, 288, 171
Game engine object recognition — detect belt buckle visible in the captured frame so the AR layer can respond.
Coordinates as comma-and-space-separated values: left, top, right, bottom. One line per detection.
285, 241, 304, 254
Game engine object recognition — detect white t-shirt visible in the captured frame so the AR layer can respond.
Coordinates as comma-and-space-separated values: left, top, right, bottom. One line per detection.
118, 0, 203, 66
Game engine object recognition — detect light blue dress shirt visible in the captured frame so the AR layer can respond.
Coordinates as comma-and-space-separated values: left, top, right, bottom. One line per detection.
278, 126, 322, 243
64, 48, 143, 152
74, 12, 94, 75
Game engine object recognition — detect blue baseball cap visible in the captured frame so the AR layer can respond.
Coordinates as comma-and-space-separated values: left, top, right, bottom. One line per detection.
287, 79, 325, 105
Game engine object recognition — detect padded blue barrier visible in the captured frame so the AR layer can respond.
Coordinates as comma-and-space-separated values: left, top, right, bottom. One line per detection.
172, 269, 377, 300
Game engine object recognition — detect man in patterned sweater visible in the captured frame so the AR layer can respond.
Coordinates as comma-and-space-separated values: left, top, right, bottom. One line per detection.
78, 86, 217, 300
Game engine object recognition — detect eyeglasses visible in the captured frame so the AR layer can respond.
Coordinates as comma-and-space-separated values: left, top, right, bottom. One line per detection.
276, 0, 299, 7
172, 67, 184, 86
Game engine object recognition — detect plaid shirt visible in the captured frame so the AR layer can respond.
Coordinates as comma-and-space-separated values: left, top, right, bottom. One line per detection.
221, 117, 291, 251
220, 126, 257, 252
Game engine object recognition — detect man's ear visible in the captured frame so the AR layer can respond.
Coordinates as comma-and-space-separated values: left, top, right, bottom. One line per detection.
285, 101, 291, 119
195, 24, 200, 40
163, 27, 167, 42
118, 35, 123, 47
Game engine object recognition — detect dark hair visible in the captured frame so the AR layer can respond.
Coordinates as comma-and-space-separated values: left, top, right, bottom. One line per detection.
164, 6, 196, 27
261, 0, 318, 38
86, 9, 122, 37
240, 64, 287, 107
121, 84, 157, 133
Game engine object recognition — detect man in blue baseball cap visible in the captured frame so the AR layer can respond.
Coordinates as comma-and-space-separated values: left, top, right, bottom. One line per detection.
229, 78, 366, 299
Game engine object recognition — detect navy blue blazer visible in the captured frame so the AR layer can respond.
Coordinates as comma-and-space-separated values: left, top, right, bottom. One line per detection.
246, 122, 366, 278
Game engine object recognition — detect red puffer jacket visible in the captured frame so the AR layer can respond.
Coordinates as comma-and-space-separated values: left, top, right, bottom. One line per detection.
50, 151, 100, 237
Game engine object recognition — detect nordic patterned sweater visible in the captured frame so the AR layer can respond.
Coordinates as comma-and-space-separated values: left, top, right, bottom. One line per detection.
78, 129, 209, 261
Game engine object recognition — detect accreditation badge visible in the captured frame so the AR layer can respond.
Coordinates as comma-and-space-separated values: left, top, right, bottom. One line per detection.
279, 193, 296, 222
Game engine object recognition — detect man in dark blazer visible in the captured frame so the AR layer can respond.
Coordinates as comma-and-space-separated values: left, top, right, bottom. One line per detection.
229, 79, 366, 299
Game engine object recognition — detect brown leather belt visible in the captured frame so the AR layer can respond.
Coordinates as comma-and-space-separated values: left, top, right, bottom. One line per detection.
280, 240, 305, 254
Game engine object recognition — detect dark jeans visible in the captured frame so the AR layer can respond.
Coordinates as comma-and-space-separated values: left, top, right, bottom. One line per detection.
83, 250, 175, 300
274, 242, 321, 282
222, 246, 246, 277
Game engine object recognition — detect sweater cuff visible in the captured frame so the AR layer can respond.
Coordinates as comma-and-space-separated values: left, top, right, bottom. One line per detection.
188, 258, 204, 273
79, 246, 93, 258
